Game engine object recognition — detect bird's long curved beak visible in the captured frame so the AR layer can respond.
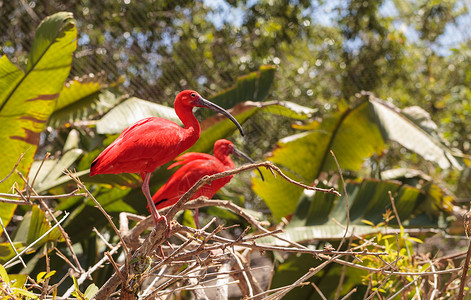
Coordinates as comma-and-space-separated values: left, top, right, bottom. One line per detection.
232, 147, 264, 181
197, 97, 245, 136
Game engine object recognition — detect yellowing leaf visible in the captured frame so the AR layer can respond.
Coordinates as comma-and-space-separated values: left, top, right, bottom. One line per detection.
0, 264, 10, 283
84, 284, 99, 299
0, 12, 77, 232
37, 270, 55, 283
407, 237, 424, 244
361, 219, 375, 227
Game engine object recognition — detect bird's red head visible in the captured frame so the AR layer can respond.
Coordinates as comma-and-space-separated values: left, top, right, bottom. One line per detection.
214, 139, 235, 156
213, 139, 265, 181
175, 90, 201, 107
175, 90, 245, 136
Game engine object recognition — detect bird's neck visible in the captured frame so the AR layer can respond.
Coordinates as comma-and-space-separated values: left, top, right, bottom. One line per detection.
175, 101, 201, 142
215, 151, 235, 169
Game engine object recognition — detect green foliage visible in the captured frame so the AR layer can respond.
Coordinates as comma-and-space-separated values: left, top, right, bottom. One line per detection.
96, 97, 181, 135
1, 2, 471, 298
0, 264, 34, 299
271, 252, 366, 299
49, 75, 122, 128
3, 205, 64, 264
255, 176, 451, 245
253, 94, 464, 221
209, 65, 276, 108
72, 276, 98, 300
0, 12, 77, 232
271, 214, 427, 299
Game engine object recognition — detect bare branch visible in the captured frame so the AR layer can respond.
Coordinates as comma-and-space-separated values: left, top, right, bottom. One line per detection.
16, 171, 85, 274
458, 239, 471, 300
4, 212, 70, 268
65, 169, 130, 261
0, 216, 26, 268
0, 189, 86, 201
166, 161, 340, 223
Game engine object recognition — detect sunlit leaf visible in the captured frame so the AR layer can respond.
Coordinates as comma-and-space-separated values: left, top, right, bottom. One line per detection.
30, 149, 83, 191
49, 73, 122, 127
0, 12, 77, 231
253, 96, 463, 220
96, 97, 181, 134
261, 100, 317, 120
9, 274, 27, 288
0, 242, 24, 264
84, 284, 99, 299
370, 96, 463, 169
209, 65, 276, 109
37, 271, 55, 283
0, 264, 9, 282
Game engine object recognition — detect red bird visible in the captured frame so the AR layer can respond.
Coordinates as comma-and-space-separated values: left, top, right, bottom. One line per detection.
152, 139, 263, 227
90, 90, 244, 227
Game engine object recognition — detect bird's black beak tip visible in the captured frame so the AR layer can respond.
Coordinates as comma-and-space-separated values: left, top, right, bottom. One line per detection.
258, 170, 265, 181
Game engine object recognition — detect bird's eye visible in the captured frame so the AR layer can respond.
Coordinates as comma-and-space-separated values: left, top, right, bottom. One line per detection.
191, 93, 196, 98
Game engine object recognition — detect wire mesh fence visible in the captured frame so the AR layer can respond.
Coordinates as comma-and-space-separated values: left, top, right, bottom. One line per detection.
2, 0, 470, 105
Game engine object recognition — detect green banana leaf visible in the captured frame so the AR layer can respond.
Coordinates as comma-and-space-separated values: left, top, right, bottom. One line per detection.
253, 96, 465, 221
95, 97, 181, 134
0, 12, 77, 231
190, 100, 316, 154
208, 65, 276, 109
48, 75, 122, 128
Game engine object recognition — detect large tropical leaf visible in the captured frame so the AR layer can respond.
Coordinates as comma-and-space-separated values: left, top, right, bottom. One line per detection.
253, 95, 465, 221
95, 97, 181, 134
369, 95, 463, 169
48, 74, 122, 128
29, 149, 84, 191
208, 65, 276, 109
191, 100, 316, 154
0, 12, 77, 230
256, 178, 451, 245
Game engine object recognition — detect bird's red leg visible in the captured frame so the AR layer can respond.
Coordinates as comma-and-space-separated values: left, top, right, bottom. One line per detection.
142, 172, 167, 227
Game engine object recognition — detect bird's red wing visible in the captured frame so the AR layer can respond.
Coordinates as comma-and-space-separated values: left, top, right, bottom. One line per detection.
91, 118, 194, 175
167, 153, 215, 169
153, 158, 230, 209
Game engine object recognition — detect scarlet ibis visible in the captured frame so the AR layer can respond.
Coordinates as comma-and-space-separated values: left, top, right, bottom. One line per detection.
90, 90, 244, 227
152, 139, 263, 227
